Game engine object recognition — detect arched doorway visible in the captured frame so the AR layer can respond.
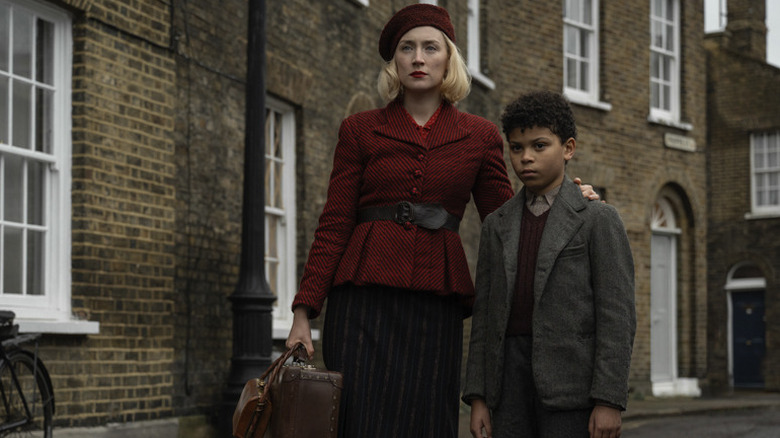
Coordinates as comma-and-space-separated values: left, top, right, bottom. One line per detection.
650, 197, 700, 396
726, 263, 767, 388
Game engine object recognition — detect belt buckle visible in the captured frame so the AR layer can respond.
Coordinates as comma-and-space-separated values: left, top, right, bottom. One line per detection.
394, 201, 414, 224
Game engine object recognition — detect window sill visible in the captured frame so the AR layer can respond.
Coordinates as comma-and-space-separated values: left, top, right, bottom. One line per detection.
744, 211, 780, 220
18, 319, 99, 335
565, 93, 613, 111
469, 69, 495, 90
647, 115, 693, 131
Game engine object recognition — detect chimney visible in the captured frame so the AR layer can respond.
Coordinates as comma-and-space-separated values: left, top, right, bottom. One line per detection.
726, 0, 767, 61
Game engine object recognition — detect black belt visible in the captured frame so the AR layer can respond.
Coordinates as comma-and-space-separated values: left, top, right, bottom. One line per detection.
357, 202, 460, 233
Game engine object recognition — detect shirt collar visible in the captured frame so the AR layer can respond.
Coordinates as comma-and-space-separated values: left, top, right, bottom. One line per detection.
402, 103, 443, 132
526, 183, 562, 208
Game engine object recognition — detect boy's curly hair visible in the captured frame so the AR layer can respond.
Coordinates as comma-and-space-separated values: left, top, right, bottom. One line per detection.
500, 90, 577, 142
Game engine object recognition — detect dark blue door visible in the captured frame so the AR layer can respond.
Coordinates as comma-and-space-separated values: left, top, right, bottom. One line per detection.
732, 291, 765, 387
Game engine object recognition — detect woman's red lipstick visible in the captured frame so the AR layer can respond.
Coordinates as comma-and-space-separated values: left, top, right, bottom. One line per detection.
411, 71, 427, 78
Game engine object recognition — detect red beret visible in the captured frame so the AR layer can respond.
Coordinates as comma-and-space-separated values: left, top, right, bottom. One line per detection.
378, 4, 456, 62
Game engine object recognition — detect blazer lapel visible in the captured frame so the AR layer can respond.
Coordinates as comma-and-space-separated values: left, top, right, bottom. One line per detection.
534, 177, 586, 302
373, 100, 423, 147
426, 102, 469, 150
373, 100, 469, 150
497, 192, 526, 309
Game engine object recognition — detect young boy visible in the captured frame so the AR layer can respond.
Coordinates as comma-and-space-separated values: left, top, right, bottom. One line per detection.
462, 90, 636, 438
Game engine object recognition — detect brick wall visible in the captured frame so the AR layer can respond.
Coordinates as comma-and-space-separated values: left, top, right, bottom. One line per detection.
705, 38, 780, 391
34, 0, 178, 427
168, 0, 247, 421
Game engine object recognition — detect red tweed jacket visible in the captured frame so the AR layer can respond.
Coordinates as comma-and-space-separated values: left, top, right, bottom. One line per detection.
292, 100, 513, 318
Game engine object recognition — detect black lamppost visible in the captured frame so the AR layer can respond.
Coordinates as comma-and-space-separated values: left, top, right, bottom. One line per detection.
222, 0, 274, 432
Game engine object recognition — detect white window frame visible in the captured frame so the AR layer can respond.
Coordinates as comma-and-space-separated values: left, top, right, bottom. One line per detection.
563, 0, 610, 110
649, 0, 682, 125
467, 0, 495, 89
749, 131, 780, 217
0, 0, 94, 334
419, 0, 438, 4
264, 97, 297, 339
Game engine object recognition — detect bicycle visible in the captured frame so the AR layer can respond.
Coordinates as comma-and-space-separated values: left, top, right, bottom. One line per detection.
0, 311, 54, 438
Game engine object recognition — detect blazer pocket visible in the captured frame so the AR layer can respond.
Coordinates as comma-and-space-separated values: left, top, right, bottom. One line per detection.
557, 243, 586, 259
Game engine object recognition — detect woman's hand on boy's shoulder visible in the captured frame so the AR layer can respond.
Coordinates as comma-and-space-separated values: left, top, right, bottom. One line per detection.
574, 177, 604, 202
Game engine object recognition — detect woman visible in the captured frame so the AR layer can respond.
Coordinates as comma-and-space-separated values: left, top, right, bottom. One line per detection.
286, 4, 596, 437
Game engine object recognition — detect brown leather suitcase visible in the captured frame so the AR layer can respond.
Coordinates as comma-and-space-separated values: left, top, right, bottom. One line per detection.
232, 344, 342, 438
266, 363, 343, 437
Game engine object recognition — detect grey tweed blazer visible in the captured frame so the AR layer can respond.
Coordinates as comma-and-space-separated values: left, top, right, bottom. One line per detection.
462, 176, 636, 411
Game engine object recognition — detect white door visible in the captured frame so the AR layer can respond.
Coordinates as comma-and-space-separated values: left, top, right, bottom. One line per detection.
650, 233, 676, 384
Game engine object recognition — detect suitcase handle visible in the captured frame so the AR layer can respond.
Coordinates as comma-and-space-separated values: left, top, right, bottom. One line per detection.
258, 343, 305, 404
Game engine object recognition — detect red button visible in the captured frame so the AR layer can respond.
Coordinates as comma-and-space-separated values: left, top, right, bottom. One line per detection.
404, 221, 413, 230
414, 170, 422, 178
417, 154, 425, 161
411, 188, 419, 197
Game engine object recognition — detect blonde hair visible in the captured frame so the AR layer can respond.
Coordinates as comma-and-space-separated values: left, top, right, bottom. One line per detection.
377, 32, 471, 104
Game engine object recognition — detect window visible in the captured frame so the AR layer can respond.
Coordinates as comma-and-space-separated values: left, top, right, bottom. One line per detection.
649, 0, 681, 124
726, 262, 766, 290
704, 0, 727, 33
0, 0, 76, 326
563, 0, 606, 107
750, 131, 780, 216
651, 197, 678, 231
467, 0, 495, 89
264, 98, 297, 338
419, 0, 438, 4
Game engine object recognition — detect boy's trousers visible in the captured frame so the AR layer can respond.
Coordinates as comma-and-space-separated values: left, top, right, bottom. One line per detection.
491, 335, 592, 438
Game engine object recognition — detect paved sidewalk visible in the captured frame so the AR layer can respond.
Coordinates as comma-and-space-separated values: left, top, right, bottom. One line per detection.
457, 390, 780, 437
623, 390, 780, 421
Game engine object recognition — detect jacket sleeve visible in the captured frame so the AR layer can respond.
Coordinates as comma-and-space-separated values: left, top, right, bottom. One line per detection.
588, 205, 636, 409
292, 117, 364, 318
471, 125, 513, 220
462, 219, 495, 404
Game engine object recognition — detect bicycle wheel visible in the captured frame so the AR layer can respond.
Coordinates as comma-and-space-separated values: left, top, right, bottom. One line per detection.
0, 350, 53, 438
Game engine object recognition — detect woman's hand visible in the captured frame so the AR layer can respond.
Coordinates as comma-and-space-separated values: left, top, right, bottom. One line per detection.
574, 177, 601, 201
286, 306, 314, 359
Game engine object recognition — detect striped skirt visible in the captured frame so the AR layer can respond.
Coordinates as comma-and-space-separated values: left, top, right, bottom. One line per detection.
323, 284, 463, 438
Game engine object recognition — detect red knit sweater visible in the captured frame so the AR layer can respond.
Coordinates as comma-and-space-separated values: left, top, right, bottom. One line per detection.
506, 205, 550, 336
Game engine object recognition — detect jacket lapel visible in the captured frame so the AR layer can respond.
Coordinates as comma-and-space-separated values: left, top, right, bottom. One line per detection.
373, 100, 469, 149
497, 192, 526, 309
426, 102, 469, 150
374, 100, 423, 147
534, 177, 586, 302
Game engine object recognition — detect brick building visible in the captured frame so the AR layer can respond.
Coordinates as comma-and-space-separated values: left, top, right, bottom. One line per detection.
705, 0, 780, 392
3, 0, 179, 431
0, 0, 747, 435
484, 0, 710, 398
